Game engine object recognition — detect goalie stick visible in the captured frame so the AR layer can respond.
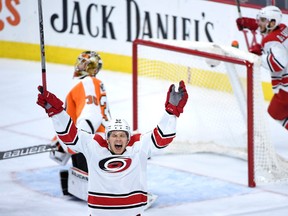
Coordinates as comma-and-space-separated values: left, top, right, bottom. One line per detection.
0, 144, 57, 160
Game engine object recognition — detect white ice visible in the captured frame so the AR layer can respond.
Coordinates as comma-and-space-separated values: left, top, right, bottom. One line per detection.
1, 58, 288, 216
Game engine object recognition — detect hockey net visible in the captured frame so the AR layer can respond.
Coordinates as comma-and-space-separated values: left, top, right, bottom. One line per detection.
132, 39, 288, 187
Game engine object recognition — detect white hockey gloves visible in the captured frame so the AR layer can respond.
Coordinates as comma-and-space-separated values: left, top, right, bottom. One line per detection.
165, 80, 188, 117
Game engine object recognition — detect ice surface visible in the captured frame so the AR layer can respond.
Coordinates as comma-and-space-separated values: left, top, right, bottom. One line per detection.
1, 59, 288, 216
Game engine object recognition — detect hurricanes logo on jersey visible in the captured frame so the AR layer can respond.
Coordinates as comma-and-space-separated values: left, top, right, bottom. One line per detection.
99, 156, 132, 173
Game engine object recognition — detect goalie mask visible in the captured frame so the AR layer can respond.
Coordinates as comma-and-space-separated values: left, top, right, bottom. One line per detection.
256, 6, 282, 32
73, 51, 103, 79
105, 119, 131, 141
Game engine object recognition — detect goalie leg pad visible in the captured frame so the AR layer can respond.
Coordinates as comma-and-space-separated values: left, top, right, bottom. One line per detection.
60, 170, 69, 195
68, 167, 88, 201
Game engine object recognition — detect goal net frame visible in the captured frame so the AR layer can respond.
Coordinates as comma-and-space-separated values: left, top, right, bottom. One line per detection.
132, 38, 288, 188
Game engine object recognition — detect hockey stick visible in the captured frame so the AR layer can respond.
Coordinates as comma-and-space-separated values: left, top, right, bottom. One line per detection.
38, 0, 47, 91
0, 144, 57, 160
235, 0, 257, 49
235, 0, 242, 18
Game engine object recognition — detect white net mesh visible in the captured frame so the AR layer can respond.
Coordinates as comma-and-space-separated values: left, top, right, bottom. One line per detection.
133, 39, 288, 185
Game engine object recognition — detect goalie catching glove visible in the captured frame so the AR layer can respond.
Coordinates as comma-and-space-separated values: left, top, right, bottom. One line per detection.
37, 86, 64, 117
165, 80, 188, 117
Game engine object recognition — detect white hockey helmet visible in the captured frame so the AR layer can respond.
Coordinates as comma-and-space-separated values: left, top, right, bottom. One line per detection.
257, 6, 282, 31
73, 51, 103, 79
105, 119, 131, 140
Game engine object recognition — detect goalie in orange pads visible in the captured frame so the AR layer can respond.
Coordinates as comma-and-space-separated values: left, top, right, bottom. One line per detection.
49, 51, 111, 199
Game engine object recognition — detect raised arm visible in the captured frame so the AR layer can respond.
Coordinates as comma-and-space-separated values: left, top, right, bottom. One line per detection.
145, 80, 189, 152
36, 86, 88, 154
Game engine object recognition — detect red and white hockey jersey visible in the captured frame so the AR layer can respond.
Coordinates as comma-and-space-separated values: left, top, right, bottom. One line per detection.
51, 110, 176, 216
260, 24, 288, 121
261, 23, 288, 94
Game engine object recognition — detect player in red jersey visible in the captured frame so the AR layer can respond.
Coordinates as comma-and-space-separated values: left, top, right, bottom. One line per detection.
236, 6, 288, 130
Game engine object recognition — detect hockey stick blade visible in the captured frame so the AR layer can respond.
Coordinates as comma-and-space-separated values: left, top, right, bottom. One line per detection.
0, 144, 57, 160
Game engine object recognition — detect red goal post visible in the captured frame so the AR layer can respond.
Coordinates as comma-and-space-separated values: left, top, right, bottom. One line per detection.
132, 38, 288, 187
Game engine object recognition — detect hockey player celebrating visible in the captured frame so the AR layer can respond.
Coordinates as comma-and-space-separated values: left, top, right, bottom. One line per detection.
37, 80, 188, 216
236, 6, 288, 132
49, 51, 111, 199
